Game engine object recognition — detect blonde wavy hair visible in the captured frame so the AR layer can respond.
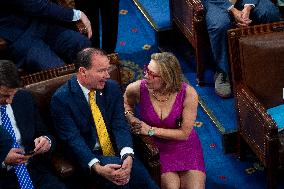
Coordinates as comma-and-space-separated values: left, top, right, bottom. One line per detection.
151, 52, 183, 93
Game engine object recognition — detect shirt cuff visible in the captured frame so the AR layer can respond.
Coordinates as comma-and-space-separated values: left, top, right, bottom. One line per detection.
2, 161, 6, 168
227, 5, 234, 11
88, 158, 100, 169
43, 136, 52, 147
244, 4, 255, 8
120, 147, 134, 159
72, 9, 81, 21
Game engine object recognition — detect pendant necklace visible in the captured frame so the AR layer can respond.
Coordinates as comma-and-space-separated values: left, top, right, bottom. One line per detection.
152, 92, 170, 102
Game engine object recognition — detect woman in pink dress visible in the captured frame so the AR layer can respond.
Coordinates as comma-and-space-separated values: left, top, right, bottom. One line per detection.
124, 52, 206, 189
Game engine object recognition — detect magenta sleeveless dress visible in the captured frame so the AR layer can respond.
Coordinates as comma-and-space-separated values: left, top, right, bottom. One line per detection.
140, 80, 205, 173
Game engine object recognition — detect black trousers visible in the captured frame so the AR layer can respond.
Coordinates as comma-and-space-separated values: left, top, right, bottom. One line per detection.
75, 0, 120, 53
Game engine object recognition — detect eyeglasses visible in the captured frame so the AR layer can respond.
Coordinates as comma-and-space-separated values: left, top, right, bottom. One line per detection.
143, 65, 161, 79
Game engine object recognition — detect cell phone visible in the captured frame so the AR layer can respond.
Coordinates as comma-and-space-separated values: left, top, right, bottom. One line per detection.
24, 150, 35, 156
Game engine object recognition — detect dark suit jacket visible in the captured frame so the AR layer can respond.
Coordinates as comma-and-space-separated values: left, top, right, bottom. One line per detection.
0, 90, 55, 177
51, 76, 133, 170
0, 0, 74, 43
0, 128, 13, 163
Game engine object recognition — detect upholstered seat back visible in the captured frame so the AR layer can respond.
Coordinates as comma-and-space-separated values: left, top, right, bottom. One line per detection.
228, 22, 284, 189
24, 74, 74, 129
238, 32, 284, 108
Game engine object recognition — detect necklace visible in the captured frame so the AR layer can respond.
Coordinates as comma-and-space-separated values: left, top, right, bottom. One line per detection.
152, 92, 170, 102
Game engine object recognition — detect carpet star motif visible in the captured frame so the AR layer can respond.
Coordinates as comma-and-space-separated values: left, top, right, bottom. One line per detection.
119, 9, 128, 15
142, 44, 151, 50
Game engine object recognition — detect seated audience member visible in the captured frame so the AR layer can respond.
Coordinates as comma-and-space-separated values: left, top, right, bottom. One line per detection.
0, 0, 92, 72
75, 0, 120, 53
0, 60, 67, 189
124, 52, 206, 189
202, 0, 281, 98
50, 48, 159, 189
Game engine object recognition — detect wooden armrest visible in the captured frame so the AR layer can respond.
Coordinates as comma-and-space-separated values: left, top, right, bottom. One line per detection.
236, 84, 279, 157
191, 0, 204, 13
237, 84, 278, 133
133, 135, 160, 185
51, 153, 75, 179
139, 135, 159, 159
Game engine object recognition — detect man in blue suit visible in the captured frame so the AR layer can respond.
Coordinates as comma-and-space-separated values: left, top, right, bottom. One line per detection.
202, 0, 281, 98
0, 0, 92, 72
51, 48, 159, 188
0, 60, 67, 189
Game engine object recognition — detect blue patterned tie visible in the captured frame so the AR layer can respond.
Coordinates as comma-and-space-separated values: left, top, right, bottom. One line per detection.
0, 105, 34, 189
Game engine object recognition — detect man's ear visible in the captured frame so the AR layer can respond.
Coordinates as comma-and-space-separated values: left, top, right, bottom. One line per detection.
78, 67, 87, 77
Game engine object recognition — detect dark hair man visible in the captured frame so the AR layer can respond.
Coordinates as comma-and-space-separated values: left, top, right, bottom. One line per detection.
0, 60, 67, 189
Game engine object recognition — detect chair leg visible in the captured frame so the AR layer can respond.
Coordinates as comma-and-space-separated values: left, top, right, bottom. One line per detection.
266, 166, 277, 189
195, 47, 205, 86
237, 133, 246, 161
194, 23, 211, 86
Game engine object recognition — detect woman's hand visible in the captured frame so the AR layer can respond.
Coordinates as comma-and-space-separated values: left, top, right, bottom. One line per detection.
126, 115, 152, 136
126, 115, 142, 135
140, 122, 152, 135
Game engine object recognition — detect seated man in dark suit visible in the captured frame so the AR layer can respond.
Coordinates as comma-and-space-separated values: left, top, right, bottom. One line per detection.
0, 60, 67, 189
0, 0, 92, 72
51, 48, 159, 189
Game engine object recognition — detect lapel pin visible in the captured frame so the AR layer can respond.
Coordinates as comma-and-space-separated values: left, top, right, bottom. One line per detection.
100, 92, 102, 96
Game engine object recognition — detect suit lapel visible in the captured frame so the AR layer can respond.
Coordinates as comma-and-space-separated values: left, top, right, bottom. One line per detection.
11, 92, 29, 145
69, 76, 92, 120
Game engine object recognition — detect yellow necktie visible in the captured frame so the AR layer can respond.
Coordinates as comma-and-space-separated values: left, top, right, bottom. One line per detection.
89, 91, 115, 156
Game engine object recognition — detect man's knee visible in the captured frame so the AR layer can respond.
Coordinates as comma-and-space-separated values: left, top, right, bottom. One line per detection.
254, 0, 281, 23
206, 12, 232, 34
62, 30, 91, 49
25, 46, 65, 71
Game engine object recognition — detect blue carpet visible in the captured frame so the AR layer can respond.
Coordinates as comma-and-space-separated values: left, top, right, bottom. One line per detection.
132, 0, 171, 30
116, 0, 158, 66
116, 1, 284, 188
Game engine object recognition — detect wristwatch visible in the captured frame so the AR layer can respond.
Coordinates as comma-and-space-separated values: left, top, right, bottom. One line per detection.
122, 153, 135, 161
148, 127, 155, 136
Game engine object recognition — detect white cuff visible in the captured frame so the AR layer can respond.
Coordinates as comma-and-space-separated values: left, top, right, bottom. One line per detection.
120, 147, 134, 159
227, 5, 234, 11
244, 4, 255, 8
72, 9, 81, 21
2, 161, 6, 168
88, 158, 100, 169
42, 136, 52, 147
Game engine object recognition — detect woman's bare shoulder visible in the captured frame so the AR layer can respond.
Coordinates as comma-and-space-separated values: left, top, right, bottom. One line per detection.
184, 83, 198, 103
125, 80, 143, 97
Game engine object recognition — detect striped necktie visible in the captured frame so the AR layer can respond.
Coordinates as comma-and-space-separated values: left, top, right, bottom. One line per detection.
89, 91, 115, 156
0, 105, 34, 189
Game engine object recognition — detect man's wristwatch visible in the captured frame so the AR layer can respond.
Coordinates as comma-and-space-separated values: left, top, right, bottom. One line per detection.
148, 127, 155, 136
122, 153, 134, 161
